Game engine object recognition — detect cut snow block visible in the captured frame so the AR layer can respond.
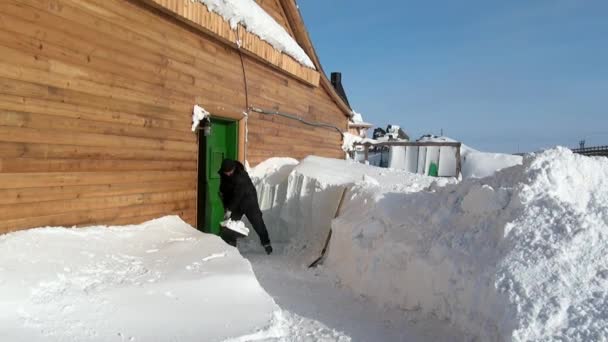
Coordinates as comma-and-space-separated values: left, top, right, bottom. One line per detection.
388, 146, 407, 169
417, 147, 427, 174
279, 171, 347, 266
405, 146, 419, 173
438, 146, 458, 177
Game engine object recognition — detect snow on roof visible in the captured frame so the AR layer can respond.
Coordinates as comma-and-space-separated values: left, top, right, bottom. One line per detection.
197, 0, 315, 69
351, 111, 364, 123
349, 111, 373, 127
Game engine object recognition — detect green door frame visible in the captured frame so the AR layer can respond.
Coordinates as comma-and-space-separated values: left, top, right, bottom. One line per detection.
197, 117, 238, 234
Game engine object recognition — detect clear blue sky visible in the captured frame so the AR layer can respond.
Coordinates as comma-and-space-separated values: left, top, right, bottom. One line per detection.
298, 0, 608, 153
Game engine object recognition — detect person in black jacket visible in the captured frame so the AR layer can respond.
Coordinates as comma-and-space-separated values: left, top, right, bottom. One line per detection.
219, 159, 272, 254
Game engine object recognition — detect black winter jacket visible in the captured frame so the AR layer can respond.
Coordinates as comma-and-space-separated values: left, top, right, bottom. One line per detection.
218, 161, 258, 213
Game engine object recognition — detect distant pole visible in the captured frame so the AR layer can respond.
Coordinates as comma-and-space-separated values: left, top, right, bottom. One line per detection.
579, 140, 586, 149
440, 128, 443, 136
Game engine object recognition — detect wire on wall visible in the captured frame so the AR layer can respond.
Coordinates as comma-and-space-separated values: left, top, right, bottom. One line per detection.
235, 26, 344, 160
249, 107, 344, 138
237, 26, 250, 162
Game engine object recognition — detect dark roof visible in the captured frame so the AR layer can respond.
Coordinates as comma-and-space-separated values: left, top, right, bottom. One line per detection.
330, 72, 351, 109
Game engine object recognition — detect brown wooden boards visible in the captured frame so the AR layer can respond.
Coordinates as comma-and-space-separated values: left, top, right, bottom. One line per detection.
0, 0, 348, 233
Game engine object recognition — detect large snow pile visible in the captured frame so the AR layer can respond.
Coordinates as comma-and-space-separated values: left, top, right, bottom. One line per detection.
0, 216, 349, 341
419, 135, 523, 178
249, 149, 608, 341
196, 0, 315, 68
243, 156, 454, 263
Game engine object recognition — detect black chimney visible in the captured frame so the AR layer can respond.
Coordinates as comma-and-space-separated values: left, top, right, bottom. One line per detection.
330, 72, 351, 108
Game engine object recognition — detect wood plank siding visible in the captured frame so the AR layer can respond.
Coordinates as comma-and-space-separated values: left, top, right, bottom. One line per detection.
0, 0, 349, 233
142, 0, 320, 86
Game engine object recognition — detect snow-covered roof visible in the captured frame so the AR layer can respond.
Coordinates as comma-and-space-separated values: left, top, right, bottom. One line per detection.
197, 0, 315, 69
349, 111, 373, 127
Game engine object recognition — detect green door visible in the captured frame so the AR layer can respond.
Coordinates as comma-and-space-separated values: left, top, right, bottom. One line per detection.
199, 118, 238, 235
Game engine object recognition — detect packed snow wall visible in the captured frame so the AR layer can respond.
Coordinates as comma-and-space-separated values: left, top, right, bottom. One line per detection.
244, 158, 351, 265
248, 149, 608, 341
243, 157, 450, 263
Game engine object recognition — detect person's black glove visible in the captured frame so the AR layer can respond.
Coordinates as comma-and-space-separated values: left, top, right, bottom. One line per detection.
263, 244, 273, 255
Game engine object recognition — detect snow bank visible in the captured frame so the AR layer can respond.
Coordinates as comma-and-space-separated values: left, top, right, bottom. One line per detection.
326, 148, 608, 341
196, 0, 315, 68
250, 149, 608, 341
243, 157, 453, 262
248, 157, 298, 181
0, 216, 277, 341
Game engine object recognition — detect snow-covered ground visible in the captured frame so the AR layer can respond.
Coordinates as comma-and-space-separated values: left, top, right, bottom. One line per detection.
2, 147, 607, 341
242, 148, 608, 341
0, 217, 348, 341
246, 254, 466, 342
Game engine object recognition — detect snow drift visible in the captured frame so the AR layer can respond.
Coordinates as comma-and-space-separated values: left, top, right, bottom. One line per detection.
0, 217, 273, 341
0, 216, 352, 341
249, 149, 608, 341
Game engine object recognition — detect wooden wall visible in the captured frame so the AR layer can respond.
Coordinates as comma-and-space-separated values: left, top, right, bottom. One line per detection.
0, 0, 347, 233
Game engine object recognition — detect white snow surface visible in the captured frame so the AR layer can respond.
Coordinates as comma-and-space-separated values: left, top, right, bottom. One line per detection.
245, 254, 467, 342
242, 156, 454, 264
351, 111, 364, 124
341, 133, 363, 152
247, 149, 608, 341
221, 218, 250, 236
419, 135, 523, 178
0, 216, 348, 341
349, 111, 372, 127
248, 157, 299, 181
196, 0, 315, 69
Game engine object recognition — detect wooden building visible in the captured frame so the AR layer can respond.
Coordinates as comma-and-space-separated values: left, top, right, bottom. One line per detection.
0, 0, 351, 234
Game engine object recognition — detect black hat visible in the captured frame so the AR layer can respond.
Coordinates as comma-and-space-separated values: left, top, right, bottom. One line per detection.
220, 159, 237, 173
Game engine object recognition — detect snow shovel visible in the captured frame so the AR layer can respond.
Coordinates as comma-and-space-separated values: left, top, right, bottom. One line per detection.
219, 219, 250, 247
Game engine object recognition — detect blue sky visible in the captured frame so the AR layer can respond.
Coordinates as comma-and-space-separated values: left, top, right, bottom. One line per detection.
298, 0, 608, 153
